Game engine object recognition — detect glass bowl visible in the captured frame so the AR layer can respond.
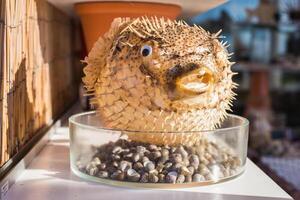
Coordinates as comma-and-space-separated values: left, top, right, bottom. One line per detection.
69, 111, 249, 188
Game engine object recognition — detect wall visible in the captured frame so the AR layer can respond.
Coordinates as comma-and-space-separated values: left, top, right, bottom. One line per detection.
0, 0, 81, 168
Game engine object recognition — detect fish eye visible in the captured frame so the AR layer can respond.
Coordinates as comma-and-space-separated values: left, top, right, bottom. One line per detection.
141, 45, 152, 57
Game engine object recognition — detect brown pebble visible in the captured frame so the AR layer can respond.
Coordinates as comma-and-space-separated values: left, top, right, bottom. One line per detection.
170, 147, 177, 153
99, 163, 106, 170
92, 157, 101, 165
166, 171, 177, 183
182, 158, 190, 166
149, 144, 158, 151
185, 174, 192, 182
156, 163, 164, 173
140, 173, 149, 183
119, 160, 132, 172
112, 154, 121, 161
164, 162, 173, 170
142, 156, 149, 163
172, 153, 183, 163
127, 169, 140, 182
133, 162, 143, 170
136, 146, 146, 154
149, 173, 159, 183
88, 167, 98, 176
180, 166, 191, 176
158, 155, 169, 164
176, 174, 185, 183
76, 161, 85, 171
124, 153, 133, 159
106, 166, 117, 174
193, 173, 205, 182
132, 153, 140, 162
111, 170, 125, 181
151, 151, 162, 160
112, 146, 122, 154
112, 161, 119, 168
98, 171, 109, 178
190, 154, 200, 168
161, 148, 169, 157
176, 146, 188, 158
187, 166, 195, 175
144, 161, 155, 172
158, 174, 165, 183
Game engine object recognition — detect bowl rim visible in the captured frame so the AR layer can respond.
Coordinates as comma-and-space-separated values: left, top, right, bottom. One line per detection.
69, 111, 249, 134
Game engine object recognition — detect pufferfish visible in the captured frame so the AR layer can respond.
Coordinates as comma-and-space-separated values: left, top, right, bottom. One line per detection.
83, 17, 237, 145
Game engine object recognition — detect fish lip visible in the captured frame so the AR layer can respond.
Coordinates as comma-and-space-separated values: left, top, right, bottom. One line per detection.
166, 63, 214, 100
166, 63, 199, 90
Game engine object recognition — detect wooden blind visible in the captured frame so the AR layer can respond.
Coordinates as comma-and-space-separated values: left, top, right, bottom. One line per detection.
0, 0, 80, 167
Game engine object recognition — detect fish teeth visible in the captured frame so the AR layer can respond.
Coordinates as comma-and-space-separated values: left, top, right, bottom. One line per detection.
181, 82, 208, 93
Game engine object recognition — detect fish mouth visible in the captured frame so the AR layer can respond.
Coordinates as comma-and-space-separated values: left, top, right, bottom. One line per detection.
166, 63, 215, 99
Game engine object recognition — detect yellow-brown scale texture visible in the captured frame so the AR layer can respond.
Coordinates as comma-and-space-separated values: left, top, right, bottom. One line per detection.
83, 17, 237, 145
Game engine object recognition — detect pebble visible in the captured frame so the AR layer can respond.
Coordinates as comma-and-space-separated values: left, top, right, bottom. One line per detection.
132, 153, 140, 162
112, 154, 121, 161
122, 148, 130, 154
144, 161, 155, 172
173, 163, 182, 171
166, 171, 178, 183
149, 173, 159, 183
158, 155, 169, 164
180, 166, 191, 176
142, 156, 150, 163
182, 158, 190, 166
85, 163, 94, 171
176, 146, 188, 158
92, 157, 101, 165
124, 153, 133, 159
151, 151, 162, 160
170, 147, 177, 153
76, 161, 85, 171
161, 148, 169, 157
88, 167, 98, 176
185, 174, 192, 183
98, 171, 109, 178
205, 173, 213, 180
133, 162, 143, 171
127, 169, 140, 182
140, 173, 149, 183
119, 160, 132, 172
199, 166, 210, 176
99, 163, 106, 170
136, 146, 146, 154
112, 161, 119, 168
111, 170, 125, 181
172, 153, 182, 163
187, 166, 195, 175
150, 169, 158, 175
149, 144, 158, 151
156, 163, 164, 173
164, 162, 173, 170
176, 174, 185, 183
190, 154, 200, 168
158, 174, 165, 183
193, 174, 205, 182
78, 139, 242, 184
112, 146, 122, 154
107, 166, 117, 174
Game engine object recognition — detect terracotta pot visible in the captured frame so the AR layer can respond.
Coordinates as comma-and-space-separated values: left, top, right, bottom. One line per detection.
75, 2, 182, 51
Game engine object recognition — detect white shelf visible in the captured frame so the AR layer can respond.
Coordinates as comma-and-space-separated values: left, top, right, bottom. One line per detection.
5, 124, 292, 200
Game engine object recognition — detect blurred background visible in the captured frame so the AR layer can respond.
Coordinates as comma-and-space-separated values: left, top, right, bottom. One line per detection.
1, 0, 300, 198
189, 0, 300, 197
